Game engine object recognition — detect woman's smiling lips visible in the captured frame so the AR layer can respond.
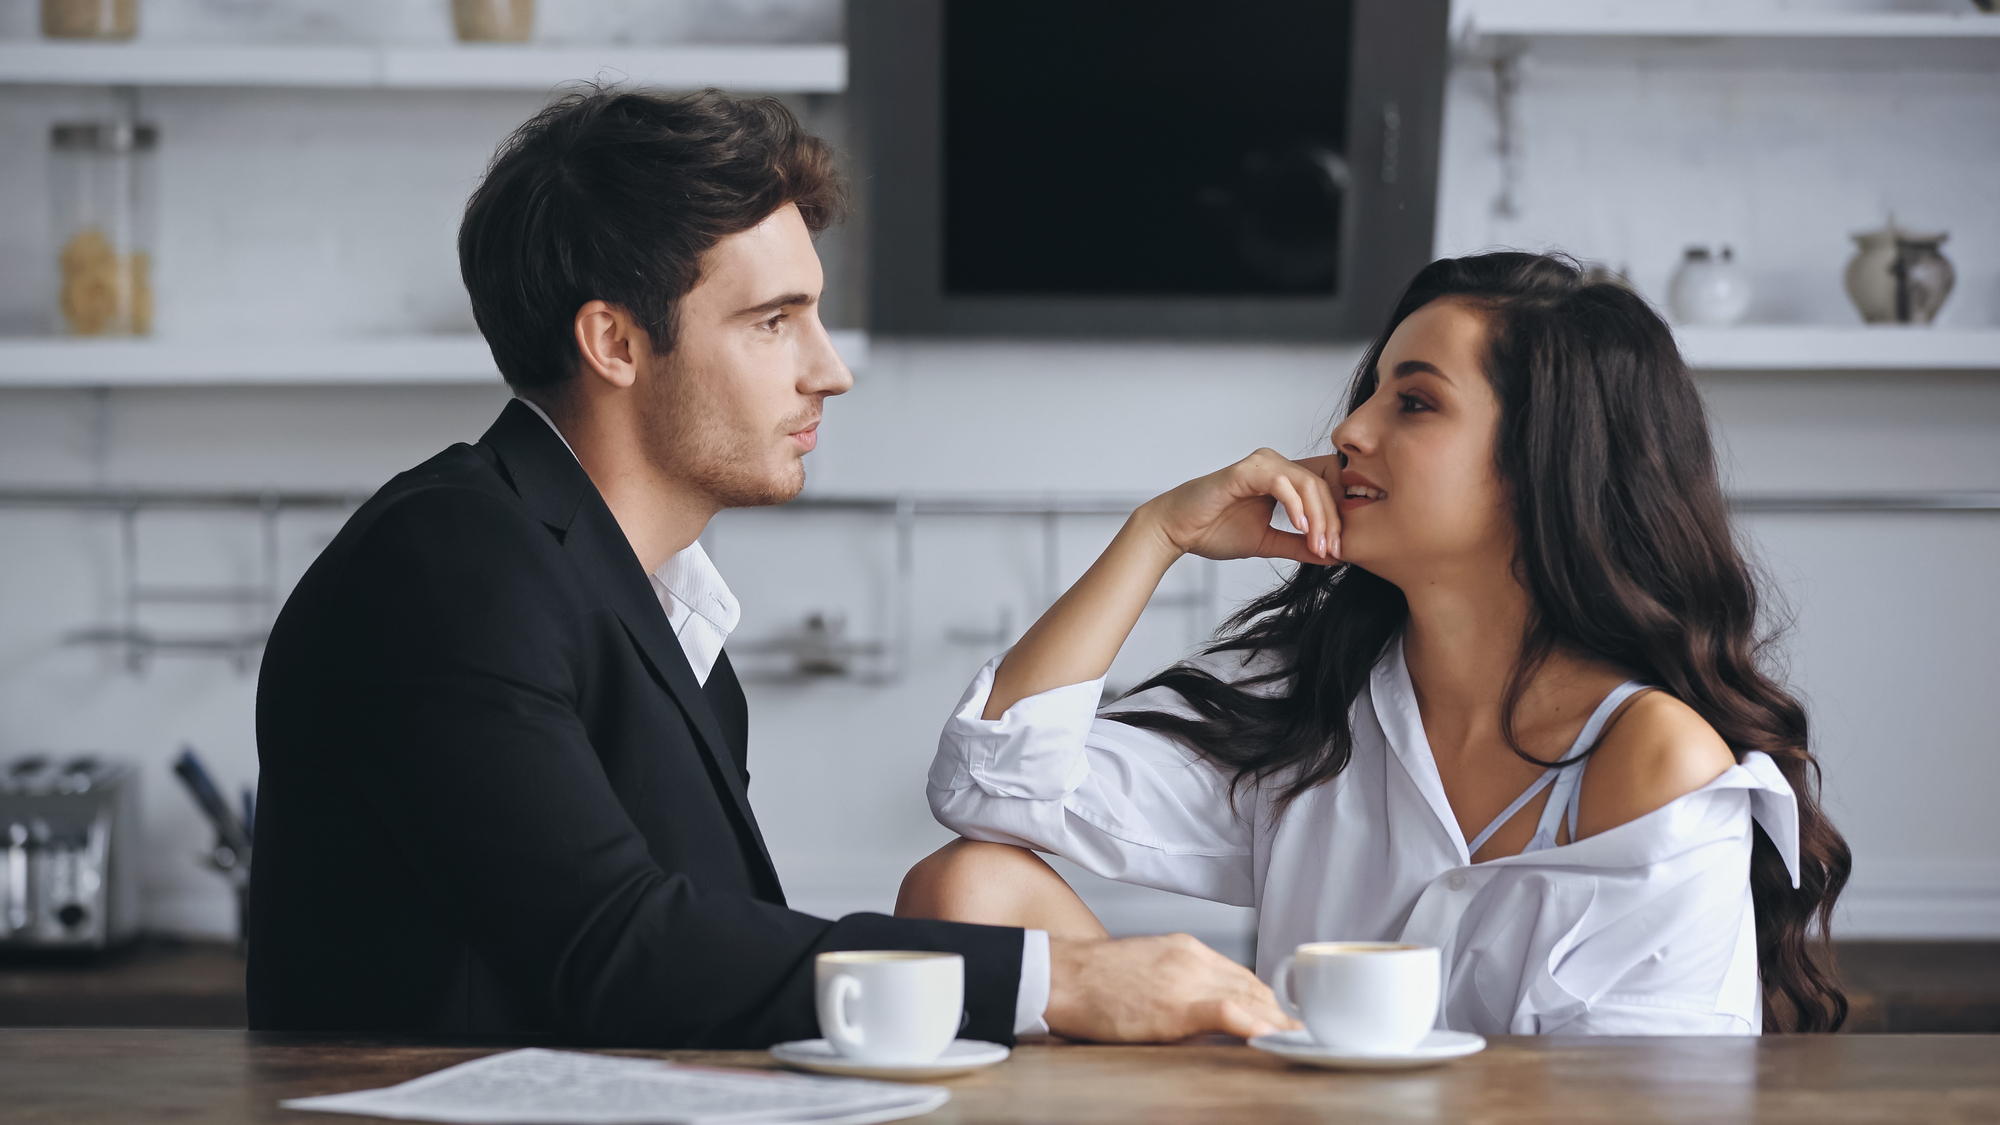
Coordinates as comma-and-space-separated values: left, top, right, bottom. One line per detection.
1337, 469, 1387, 512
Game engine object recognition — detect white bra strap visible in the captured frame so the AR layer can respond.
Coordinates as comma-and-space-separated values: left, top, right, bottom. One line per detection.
1562, 680, 1653, 766
1466, 768, 1557, 857
1534, 765, 1586, 850
1528, 680, 1652, 850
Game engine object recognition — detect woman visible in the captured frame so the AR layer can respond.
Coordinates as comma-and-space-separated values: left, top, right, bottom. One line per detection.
898, 252, 1849, 1035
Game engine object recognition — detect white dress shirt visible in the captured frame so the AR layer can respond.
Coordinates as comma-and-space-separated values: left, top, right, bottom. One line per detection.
518, 399, 1050, 1032
930, 633, 1802, 1035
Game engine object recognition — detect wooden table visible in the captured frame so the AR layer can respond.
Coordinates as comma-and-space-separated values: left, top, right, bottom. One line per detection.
9, 941, 2000, 1032
4, 1028, 1997, 1124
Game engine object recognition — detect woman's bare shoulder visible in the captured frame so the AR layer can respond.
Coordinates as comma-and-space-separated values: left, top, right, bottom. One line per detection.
1575, 690, 1738, 840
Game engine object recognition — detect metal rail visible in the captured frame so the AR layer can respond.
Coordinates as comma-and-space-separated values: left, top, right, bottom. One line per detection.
7, 485, 1992, 678
0, 487, 365, 510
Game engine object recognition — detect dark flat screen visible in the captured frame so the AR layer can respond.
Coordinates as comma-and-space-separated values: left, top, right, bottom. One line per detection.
944, 0, 1354, 298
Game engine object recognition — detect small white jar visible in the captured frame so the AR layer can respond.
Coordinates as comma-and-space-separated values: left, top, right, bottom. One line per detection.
1667, 245, 1752, 326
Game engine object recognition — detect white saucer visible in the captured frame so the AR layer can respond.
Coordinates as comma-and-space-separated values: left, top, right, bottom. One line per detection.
769, 1038, 1011, 1080
1248, 1029, 1487, 1071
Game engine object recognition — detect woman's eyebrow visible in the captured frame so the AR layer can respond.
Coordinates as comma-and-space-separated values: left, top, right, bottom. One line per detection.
1392, 359, 1452, 384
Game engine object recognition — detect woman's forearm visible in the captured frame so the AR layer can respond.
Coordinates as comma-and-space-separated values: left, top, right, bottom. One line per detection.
983, 449, 1341, 720
983, 509, 1182, 719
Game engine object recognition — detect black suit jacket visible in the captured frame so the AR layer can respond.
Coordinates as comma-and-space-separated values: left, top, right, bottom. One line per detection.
248, 400, 1023, 1046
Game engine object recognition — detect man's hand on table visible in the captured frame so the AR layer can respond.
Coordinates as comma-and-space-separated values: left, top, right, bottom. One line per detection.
1044, 933, 1300, 1042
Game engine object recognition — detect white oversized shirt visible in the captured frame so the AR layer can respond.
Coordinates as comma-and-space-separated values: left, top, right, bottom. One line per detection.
929, 634, 1802, 1036
519, 399, 1051, 1031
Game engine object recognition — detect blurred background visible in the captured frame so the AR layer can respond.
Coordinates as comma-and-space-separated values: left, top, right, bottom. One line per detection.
0, 0, 1994, 1030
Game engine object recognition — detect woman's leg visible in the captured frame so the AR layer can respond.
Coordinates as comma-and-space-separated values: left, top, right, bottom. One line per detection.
896, 839, 1110, 940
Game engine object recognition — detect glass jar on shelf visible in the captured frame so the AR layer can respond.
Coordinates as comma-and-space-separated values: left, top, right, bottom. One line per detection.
42, 0, 137, 39
50, 121, 157, 337
453, 0, 534, 42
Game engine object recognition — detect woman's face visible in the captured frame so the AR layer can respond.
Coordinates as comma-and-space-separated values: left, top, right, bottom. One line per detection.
1330, 297, 1513, 589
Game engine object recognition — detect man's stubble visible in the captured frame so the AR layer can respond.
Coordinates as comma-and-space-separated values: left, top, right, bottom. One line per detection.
642, 351, 808, 511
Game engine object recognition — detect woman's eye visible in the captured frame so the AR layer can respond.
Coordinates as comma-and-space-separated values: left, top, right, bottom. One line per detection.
1398, 394, 1431, 413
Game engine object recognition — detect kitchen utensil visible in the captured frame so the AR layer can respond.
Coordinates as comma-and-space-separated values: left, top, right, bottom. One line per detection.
171, 746, 253, 950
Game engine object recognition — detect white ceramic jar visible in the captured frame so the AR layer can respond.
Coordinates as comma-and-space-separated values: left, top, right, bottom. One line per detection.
1667, 245, 1751, 326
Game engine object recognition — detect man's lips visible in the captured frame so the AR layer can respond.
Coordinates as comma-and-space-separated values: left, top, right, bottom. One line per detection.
788, 422, 819, 452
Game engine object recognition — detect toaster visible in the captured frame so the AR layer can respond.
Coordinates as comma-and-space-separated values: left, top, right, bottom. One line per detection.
0, 755, 141, 950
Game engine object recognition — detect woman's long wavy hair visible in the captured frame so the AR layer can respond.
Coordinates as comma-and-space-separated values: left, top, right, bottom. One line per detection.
1108, 251, 1850, 1031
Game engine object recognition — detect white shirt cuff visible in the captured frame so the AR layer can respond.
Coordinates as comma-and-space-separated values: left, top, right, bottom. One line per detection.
1013, 928, 1051, 1035
932, 654, 1104, 801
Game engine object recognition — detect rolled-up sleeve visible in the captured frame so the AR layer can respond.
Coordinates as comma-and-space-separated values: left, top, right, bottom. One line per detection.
927, 655, 1256, 906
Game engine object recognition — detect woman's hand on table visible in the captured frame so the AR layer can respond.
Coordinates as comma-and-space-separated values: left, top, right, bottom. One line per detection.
1044, 933, 1299, 1043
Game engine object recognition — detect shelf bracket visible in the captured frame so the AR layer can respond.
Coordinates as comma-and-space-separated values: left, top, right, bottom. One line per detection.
1490, 49, 1524, 220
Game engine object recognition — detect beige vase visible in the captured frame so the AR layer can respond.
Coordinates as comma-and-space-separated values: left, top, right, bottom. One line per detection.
1845, 223, 1955, 325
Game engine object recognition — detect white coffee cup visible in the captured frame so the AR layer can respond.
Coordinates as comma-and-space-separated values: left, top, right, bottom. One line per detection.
1272, 941, 1441, 1054
814, 951, 964, 1065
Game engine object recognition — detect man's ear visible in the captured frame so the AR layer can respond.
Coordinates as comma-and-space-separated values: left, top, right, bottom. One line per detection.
573, 300, 644, 390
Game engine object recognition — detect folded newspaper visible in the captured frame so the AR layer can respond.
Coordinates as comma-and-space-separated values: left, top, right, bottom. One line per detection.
281, 1047, 949, 1125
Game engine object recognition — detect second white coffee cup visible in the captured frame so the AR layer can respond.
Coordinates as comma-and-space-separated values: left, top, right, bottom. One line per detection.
1273, 941, 1441, 1054
814, 951, 964, 1065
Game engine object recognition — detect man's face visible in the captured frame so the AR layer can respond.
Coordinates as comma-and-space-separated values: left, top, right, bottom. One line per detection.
640, 203, 853, 508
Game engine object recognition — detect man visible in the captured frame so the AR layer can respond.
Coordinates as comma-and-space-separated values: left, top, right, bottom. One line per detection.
249, 88, 1286, 1047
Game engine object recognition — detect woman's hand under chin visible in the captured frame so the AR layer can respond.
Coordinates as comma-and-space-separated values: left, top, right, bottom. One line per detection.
982, 449, 1342, 718
1135, 448, 1344, 567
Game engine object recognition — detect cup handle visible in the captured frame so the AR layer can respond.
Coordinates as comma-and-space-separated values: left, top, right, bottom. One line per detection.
824, 973, 865, 1054
1272, 955, 1300, 1020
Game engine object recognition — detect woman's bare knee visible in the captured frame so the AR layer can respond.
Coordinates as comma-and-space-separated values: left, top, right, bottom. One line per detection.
898, 840, 1034, 917
896, 839, 1108, 938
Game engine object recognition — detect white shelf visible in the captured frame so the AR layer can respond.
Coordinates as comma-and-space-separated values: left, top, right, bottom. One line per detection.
1674, 326, 2000, 371
0, 329, 1988, 385
0, 41, 846, 92
1458, 2, 2000, 40
0, 331, 871, 387
1453, 2, 2000, 66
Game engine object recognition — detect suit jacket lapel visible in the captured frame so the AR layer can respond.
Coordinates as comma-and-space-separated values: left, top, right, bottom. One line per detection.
703, 650, 750, 786
478, 401, 782, 897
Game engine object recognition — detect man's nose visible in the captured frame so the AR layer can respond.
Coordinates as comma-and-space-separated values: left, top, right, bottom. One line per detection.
804, 323, 854, 397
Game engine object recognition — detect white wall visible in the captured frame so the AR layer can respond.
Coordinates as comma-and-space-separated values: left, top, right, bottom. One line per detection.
0, 0, 1994, 948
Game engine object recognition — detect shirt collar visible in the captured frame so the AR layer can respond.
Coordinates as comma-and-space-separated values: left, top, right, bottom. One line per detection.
655, 539, 740, 640
517, 396, 583, 464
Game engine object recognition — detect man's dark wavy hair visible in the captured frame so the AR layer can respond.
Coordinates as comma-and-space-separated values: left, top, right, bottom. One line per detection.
458, 86, 841, 396
1107, 251, 1851, 1032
